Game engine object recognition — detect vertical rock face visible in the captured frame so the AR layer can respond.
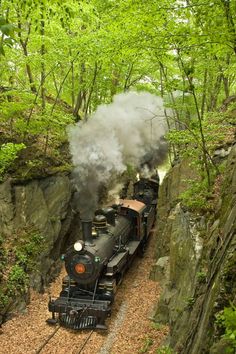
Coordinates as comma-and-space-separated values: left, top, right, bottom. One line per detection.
155, 158, 200, 259
13, 176, 72, 249
0, 180, 15, 236
153, 145, 236, 353
153, 202, 205, 348
0, 174, 78, 303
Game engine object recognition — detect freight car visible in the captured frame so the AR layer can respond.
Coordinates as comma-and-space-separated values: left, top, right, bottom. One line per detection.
47, 175, 159, 330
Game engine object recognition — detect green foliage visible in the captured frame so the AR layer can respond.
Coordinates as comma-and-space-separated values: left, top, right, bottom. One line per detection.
0, 16, 16, 55
0, 143, 25, 178
0, 230, 45, 309
20, 159, 44, 178
125, 164, 137, 179
0, 85, 74, 178
0, 236, 7, 279
34, 107, 74, 148
151, 322, 165, 331
167, 129, 193, 149
202, 113, 233, 151
216, 304, 236, 353
0, 91, 33, 121
0, 0, 235, 179
180, 178, 213, 212
167, 108, 232, 212
14, 232, 45, 271
0, 291, 9, 307
185, 297, 195, 309
139, 337, 154, 353
196, 271, 207, 284
0, 90, 74, 139
167, 110, 232, 161
7, 265, 29, 295
48, 163, 72, 174
156, 346, 173, 354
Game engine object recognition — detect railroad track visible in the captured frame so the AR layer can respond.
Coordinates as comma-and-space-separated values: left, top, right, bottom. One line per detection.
35, 325, 61, 354
77, 330, 94, 354
35, 325, 94, 354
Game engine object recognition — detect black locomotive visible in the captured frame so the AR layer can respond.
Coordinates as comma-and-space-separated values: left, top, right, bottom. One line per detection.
47, 175, 159, 330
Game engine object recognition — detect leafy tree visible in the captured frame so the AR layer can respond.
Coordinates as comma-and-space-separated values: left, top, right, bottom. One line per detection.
0, 15, 16, 55
0, 0, 235, 182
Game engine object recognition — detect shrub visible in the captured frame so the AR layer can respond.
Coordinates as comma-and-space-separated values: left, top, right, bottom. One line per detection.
0, 142, 25, 178
7, 264, 29, 295
216, 304, 236, 353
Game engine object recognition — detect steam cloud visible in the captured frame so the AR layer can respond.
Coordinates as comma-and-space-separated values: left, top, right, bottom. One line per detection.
68, 91, 168, 219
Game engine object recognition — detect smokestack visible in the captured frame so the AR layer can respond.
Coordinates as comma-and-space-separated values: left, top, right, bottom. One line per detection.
81, 220, 93, 245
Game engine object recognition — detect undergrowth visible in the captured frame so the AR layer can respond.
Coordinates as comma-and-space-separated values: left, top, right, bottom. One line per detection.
215, 304, 236, 353
0, 229, 45, 313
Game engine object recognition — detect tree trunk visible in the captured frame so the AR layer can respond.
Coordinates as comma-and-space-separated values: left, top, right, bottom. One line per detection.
221, 0, 236, 55
40, 0, 46, 110
123, 63, 134, 91
180, 57, 211, 188
159, 62, 178, 161
69, 49, 75, 108
73, 63, 86, 120
17, 13, 37, 93
208, 73, 222, 111
84, 62, 100, 118
111, 69, 120, 97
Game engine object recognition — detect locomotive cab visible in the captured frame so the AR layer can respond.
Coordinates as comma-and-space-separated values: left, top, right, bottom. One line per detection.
118, 199, 146, 240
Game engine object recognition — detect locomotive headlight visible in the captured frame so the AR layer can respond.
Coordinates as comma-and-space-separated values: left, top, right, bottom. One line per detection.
74, 263, 86, 274
74, 240, 84, 252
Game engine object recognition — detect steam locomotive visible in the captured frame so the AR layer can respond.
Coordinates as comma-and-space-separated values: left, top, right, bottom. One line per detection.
47, 175, 159, 330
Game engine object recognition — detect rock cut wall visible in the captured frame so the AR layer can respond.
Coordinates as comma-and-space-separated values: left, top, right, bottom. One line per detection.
0, 174, 78, 321
152, 145, 236, 353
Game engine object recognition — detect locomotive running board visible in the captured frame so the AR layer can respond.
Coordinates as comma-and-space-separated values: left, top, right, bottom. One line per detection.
105, 241, 140, 276
105, 250, 128, 276
127, 240, 140, 255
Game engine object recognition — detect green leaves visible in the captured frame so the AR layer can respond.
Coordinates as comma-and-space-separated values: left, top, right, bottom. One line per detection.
8, 265, 29, 294
180, 179, 213, 212
0, 0, 235, 179
0, 143, 26, 179
0, 16, 16, 55
0, 229, 45, 308
0, 23, 15, 37
216, 304, 236, 352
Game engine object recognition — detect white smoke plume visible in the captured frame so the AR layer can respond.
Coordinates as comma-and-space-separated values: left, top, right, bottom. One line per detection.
68, 91, 168, 219
107, 183, 124, 205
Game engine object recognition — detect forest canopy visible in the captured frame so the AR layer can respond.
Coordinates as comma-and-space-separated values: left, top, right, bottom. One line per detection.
0, 0, 235, 182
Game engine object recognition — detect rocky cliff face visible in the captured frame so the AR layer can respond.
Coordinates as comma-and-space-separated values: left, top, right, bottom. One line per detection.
0, 174, 79, 322
152, 145, 236, 353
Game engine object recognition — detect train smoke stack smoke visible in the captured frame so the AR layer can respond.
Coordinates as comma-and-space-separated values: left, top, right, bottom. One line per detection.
68, 91, 168, 219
